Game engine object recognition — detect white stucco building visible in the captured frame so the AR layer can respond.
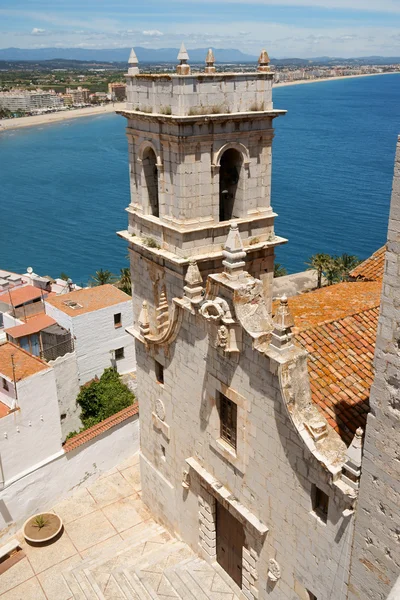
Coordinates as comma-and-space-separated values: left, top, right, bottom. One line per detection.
45, 285, 135, 385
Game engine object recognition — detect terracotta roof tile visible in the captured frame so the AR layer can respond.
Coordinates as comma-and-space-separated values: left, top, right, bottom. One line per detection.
274, 280, 381, 332
63, 404, 139, 453
46, 285, 131, 317
295, 306, 379, 445
350, 245, 386, 281
0, 285, 43, 307
5, 314, 56, 339
0, 342, 49, 381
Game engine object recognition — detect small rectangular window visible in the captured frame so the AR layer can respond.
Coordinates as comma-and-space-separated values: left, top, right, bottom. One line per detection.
115, 347, 124, 361
155, 361, 164, 385
114, 313, 122, 328
2, 378, 9, 391
312, 485, 329, 523
219, 394, 237, 450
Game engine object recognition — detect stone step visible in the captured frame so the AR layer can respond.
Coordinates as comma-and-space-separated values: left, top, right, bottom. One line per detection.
175, 557, 243, 600
63, 523, 168, 599
163, 558, 199, 600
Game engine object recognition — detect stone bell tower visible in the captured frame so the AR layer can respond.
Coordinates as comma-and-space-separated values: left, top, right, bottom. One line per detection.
118, 46, 286, 331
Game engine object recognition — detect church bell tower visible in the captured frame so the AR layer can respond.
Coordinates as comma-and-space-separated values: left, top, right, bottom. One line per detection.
118, 46, 286, 332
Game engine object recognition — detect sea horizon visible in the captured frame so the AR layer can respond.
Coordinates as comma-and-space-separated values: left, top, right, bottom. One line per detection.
1, 73, 399, 285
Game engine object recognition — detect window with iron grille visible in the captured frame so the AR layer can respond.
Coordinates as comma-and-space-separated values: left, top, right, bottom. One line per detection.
219, 394, 237, 450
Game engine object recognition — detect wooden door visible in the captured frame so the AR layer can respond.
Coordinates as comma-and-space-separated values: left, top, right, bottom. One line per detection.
216, 501, 245, 588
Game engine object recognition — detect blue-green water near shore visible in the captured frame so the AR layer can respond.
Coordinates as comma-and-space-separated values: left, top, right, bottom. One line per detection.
1, 74, 399, 284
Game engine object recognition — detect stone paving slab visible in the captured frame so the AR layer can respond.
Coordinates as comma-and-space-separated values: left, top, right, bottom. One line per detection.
0, 456, 243, 600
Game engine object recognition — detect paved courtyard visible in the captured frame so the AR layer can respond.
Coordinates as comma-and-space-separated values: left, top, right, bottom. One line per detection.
0, 454, 242, 599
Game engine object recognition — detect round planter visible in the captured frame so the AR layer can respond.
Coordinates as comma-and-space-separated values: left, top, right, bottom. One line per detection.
23, 513, 63, 544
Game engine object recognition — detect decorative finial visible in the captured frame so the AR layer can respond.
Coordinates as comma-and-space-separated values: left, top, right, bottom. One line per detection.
128, 48, 139, 75
176, 42, 190, 75
156, 289, 169, 334
138, 300, 150, 337
341, 428, 364, 490
270, 295, 295, 351
184, 260, 203, 305
257, 48, 270, 72
222, 224, 247, 280
205, 48, 216, 74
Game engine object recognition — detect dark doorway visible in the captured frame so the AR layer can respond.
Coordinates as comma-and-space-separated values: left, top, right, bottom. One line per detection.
142, 147, 159, 217
219, 148, 243, 221
216, 501, 245, 588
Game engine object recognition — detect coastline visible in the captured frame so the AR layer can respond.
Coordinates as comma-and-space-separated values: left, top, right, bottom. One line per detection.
274, 71, 399, 88
0, 72, 398, 132
0, 102, 126, 133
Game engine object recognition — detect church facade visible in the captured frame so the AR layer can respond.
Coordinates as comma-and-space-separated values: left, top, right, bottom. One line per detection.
118, 48, 399, 600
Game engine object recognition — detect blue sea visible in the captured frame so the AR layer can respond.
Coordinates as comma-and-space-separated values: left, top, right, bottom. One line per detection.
0, 74, 399, 284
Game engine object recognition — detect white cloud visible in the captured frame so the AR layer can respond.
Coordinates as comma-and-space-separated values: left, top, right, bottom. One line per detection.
31, 27, 46, 35
142, 30, 163, 36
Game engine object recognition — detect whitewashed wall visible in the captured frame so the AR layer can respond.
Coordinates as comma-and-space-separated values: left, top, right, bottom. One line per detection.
45, 300, 135, 384
0, 415, 139, 539
49, 351, 81, 439
0, 368, 62, 483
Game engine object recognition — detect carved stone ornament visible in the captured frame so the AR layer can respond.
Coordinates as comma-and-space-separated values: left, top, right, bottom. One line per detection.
216, 324, 229, 349
267, 559, 281, 582
199, 300, 224, 321
182, 470, 191, 489
155, 399, 165, 422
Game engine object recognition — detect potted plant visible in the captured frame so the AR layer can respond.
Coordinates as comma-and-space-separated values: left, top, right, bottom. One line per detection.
23, 512, 63, 544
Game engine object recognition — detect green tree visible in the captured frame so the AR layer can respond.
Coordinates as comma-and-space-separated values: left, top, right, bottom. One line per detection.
118, 267, 132, 295
335, 253, 361, 282
60, 272, 70, 281
90, 269, 117, 286
306, 253, 331, 288
274, 263, 288, 278
325, 257, 340, 286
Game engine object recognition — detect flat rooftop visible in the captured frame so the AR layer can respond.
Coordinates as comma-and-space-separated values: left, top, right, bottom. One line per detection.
0, 285, 43, 307
5, 314, 56, 339
45, 284, 131, 317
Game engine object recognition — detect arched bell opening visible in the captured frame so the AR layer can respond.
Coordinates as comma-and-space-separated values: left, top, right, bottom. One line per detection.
219, 148, 244, 221
142, 147, 159, 217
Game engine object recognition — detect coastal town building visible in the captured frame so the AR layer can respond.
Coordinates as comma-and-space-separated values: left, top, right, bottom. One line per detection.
0, 89, 63, 112
45, 285, 135, 385
118, 48, 400, 600
65, 86, 90, 104
108, 82, 127, 100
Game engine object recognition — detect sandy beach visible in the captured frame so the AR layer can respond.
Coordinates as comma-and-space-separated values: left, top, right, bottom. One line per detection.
0, 72, 398, 132
0, 102, 126, 132
273, 71, 399, 88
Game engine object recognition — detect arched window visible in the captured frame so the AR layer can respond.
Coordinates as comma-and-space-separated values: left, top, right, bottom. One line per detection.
142, 147, 159, 217
219, 148, 243, 221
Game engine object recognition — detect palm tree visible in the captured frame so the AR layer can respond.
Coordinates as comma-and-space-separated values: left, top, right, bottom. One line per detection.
90, 269, 117, 286
118, 267, 132, 295
335, 253, 361, 282
306, 253, 331, 288
274, 263, 288, 278
325, 257, 340, 286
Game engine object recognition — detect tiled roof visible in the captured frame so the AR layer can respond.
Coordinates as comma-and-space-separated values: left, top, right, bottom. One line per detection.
5, 314, 56, 339
0, 342, 49, 381
46, 284, 131, 317
279, 281, 382, 331
0, 401, 10, 419
0, 285, 43, 307
63, 404, 139, 453
350, 245, 386, 281
296, 306, 378, 445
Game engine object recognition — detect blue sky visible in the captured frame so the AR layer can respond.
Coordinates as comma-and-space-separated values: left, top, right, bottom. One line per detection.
1, 0, 400, 57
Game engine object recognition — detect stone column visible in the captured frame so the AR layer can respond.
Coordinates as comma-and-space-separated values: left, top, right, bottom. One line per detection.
198, 486, 217, 561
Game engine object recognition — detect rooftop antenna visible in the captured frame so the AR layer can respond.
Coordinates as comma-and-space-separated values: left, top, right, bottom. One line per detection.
27, 266, 33, 275
177, 42, 190, 75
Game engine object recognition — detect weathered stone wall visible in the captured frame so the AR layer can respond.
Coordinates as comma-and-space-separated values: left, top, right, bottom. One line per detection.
125, 115, 276, 227
126, 73, 273, 116
137, 305, 354, 600
347, 137, 400, 599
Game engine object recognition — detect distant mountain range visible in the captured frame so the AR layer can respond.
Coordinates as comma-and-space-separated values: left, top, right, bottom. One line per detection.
0, 47, 399, 66
0, 47, 258, 63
